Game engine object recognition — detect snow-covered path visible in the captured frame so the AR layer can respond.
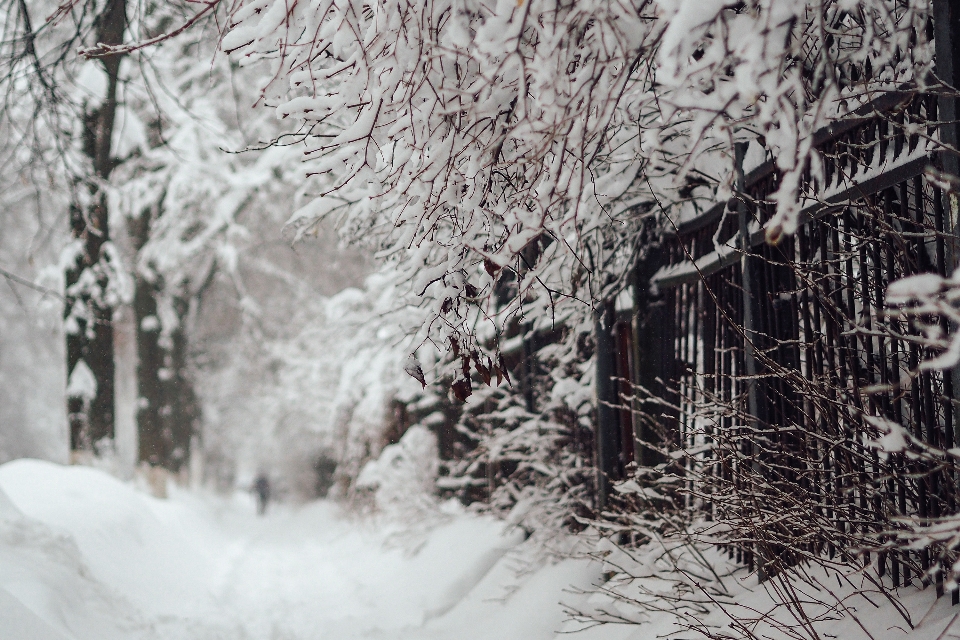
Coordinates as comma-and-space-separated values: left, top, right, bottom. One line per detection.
5, 459, 960, 640
0, 459, 602, 640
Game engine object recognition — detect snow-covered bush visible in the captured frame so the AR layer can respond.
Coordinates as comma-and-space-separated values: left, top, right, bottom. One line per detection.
356, 425, 441, 517
220, 0, 655, 391
215, 0, 941, 535
388, 310, 596, 551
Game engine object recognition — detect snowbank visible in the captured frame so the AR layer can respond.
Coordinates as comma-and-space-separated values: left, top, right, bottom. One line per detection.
0, 468, 152, 640
0, 459, 598, 639
5, 458, 955, 640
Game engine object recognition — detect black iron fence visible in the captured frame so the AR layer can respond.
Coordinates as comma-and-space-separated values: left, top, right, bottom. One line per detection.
601, 90, 960, 595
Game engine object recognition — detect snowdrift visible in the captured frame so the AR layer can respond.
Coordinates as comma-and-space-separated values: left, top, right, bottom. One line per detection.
0, 459, 597, 639
3, 458, 958, 640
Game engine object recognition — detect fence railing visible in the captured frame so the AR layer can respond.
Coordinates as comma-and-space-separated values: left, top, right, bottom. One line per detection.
602, 90, 960, 595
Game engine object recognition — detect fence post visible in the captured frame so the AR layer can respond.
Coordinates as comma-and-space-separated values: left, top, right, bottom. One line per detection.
736, 142, 763, 443
935, 0, 960, 274
935, 0, 960, 183
595, 299, 621, 511
736, 141, 768, 580
935, 0, 960, 457
935, 0, 960, 604
632, 244, 670, 469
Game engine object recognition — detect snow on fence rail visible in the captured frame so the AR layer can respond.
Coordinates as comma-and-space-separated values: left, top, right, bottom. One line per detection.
603, 90, 960, 601
652, 91, 932, 288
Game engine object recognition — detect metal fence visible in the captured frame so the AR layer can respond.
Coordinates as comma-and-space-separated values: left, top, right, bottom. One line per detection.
600, 90, 960, 595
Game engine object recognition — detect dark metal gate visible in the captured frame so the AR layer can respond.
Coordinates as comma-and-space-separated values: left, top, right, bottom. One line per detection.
600, 88, 960, 594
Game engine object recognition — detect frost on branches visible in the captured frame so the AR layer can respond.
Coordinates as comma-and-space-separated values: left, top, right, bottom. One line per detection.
213, 0, 943, 561
221, 0, 655, 388
221, 0, 932, 390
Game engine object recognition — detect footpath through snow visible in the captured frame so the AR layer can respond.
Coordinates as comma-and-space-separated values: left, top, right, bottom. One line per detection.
0, 459, 602, 640
3, 459, 960, 640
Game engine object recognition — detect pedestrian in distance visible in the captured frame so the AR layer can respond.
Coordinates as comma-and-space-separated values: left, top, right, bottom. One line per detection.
253, 473, 270, 516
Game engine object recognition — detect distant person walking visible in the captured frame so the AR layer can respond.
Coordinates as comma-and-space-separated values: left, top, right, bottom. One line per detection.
253, 473, 270, 516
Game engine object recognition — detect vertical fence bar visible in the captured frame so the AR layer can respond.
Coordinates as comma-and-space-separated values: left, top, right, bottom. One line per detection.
595, 299, 619, 511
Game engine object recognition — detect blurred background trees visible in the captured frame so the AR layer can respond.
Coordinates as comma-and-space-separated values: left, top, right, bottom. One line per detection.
0, 1, 408, 499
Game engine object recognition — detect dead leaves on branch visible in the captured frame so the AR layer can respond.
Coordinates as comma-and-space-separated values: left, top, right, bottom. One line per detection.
405, 336, 511, 403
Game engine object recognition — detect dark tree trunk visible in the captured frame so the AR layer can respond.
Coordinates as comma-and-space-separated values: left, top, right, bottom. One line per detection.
134, 272, 165, 465
129, 210, 199, 472
159, 291, 200, 473
64, 0, 127, 455
128, 196, 165, 466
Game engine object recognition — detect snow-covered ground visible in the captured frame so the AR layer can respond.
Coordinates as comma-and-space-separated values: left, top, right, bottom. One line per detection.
0, 459, 603, 640
3, 458, 960, 640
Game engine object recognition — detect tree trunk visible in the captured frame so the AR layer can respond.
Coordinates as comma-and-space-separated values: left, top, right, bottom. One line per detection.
129, 212, 200, 473
64, 0, 127, 456
160, 291, 200, 473
133, 265, 165, 466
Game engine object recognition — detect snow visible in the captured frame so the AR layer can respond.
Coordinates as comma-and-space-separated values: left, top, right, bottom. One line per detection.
3, 458, 960, 640
0, 459, 599, 640
65, 360, 97, 400
357, 426, 440, 515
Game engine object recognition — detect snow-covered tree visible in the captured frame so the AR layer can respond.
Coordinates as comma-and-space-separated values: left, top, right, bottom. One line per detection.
220, 0, 936, 390
0, 0, 133, 456
0, 0, 305, 472
109, 18, 296, 472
